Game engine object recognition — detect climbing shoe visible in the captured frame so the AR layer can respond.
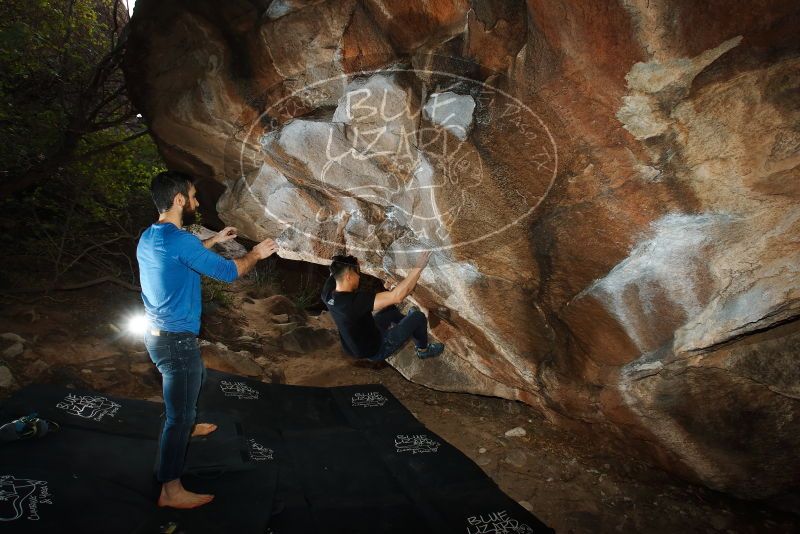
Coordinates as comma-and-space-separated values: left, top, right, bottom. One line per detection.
0, 413, 59, 443
416, 342, 444, 359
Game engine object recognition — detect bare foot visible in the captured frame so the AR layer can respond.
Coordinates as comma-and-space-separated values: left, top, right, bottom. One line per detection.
191, 423, 217, 437
158, 480, 214, 509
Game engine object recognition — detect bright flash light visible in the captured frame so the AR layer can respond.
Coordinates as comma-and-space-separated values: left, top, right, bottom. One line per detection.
127, 314, 149, 334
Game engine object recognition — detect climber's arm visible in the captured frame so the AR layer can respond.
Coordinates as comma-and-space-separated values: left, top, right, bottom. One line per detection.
373, 268, 422, 311
372, 251, 431, 312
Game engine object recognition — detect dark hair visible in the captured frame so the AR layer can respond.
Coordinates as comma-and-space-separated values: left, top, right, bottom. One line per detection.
150, 171, 194, 213
329, 255, 359, 281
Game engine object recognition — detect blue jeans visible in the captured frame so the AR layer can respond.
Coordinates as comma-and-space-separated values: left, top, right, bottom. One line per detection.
143, 330, 206, 482
369, 306, 429, 361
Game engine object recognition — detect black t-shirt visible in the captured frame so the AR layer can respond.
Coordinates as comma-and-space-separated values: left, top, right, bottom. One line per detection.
321, 276, 382, 358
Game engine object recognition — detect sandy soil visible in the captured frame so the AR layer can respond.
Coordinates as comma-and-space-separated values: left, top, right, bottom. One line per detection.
0, 280, 797, 533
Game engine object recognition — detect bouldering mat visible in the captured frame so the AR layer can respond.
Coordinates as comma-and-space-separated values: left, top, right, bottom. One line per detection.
0, 370, 553, 533
0, 383, 276, 534
0, 465, 153, 533
1, 383, 162, 439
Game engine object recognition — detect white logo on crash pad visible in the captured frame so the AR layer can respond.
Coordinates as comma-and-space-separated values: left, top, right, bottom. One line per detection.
0, 475, 53, 522
394, 434, 440, 454
56, 394, 121, 421
466, 510, 534, 534
248, 439, 274, 462
220, 380, 259, 400
351, 392, 387, 407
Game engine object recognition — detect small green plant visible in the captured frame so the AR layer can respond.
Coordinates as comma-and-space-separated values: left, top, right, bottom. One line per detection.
250, 260, 281, 297
188, 210, 204, 233
290, 272, 318, 311
202, 277, 233, 307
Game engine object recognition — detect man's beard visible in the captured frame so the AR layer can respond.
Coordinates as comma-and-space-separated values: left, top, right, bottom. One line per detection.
181, 204, 197, 221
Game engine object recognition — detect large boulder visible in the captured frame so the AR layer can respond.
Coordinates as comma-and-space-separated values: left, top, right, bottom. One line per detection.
123, 0, 800, 499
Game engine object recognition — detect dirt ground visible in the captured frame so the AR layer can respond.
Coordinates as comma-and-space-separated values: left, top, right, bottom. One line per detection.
1, 279, 798, 534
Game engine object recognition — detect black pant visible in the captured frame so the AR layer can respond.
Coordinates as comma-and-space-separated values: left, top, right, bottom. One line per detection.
369, 305, 428, 361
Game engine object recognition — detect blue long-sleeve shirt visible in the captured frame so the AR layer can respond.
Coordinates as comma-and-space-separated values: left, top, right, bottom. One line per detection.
137, 222, 238, 335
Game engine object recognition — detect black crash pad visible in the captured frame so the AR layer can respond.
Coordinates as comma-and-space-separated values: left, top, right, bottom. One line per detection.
0, 369, 552, 533
1, 383, 162, 439
0, 465, 153, 533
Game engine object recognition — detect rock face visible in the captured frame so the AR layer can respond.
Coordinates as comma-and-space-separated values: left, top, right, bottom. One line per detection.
123, 0, 800, 499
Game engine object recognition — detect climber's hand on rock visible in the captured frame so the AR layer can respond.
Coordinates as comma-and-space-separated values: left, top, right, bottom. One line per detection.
253, 238, 278, 260
215, 226, 238, 243
414, 250, 431, 270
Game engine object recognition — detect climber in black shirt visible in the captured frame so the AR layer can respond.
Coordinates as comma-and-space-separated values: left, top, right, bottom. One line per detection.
320, 252, 444, 361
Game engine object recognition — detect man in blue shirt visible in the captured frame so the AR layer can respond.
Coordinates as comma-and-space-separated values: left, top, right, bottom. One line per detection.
137, 170, 277, 509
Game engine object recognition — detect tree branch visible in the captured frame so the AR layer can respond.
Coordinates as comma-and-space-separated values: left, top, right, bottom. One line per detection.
73, 129, 149, 161
58, 235, 129, 277
86, 85, 127, 123
55, 275, 140, 291
5, 276, 141, 293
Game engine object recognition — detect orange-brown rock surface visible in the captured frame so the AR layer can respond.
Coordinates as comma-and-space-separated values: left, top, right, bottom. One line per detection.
123, 0, 800, 499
